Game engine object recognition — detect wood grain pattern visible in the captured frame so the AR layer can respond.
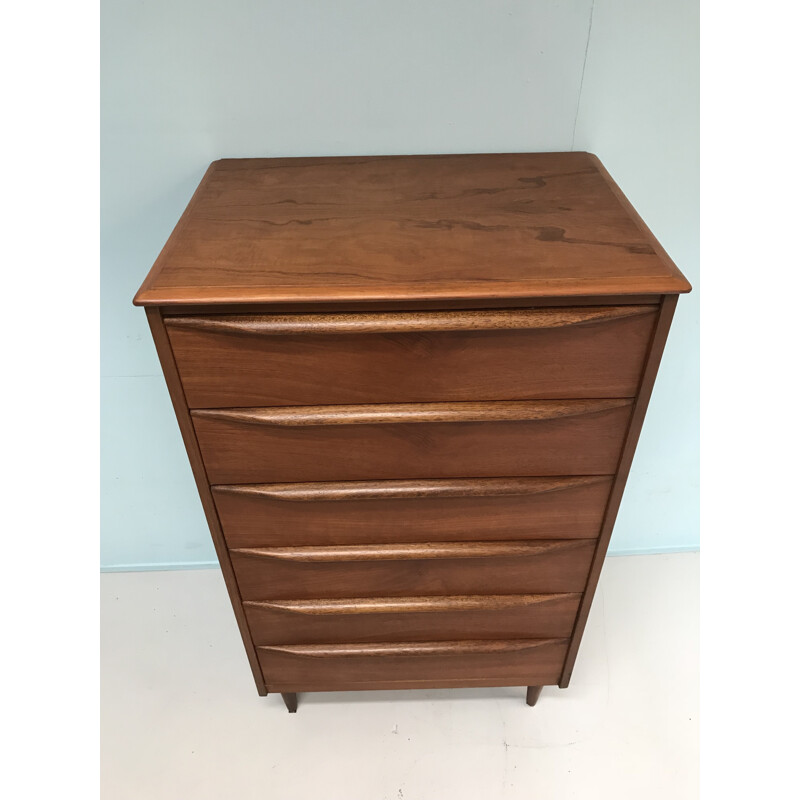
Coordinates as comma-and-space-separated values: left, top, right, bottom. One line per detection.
194, 399, 631, 427
245, 593, 578, 615
169, 308, 656, 408
262, 639, 565, 657
143, 308, 267, 695
213, 476, 613, 548
271, 677, 548, 692
229, 539, 595, 600
233, 540, 590, 562
215, 475, 608, 502
165, 305, 655, 335
133, 152, 690, 307
257, 638, 569, 692
193, 400, 633, 484
559, 294, 680, 688
135, 152, 689, 704
162, 295, 661, 315
244, 593, 581, 645
588, 155, 686, 292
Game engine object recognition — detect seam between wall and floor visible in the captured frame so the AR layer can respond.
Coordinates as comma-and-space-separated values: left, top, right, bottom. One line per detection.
99, 547, 700, 574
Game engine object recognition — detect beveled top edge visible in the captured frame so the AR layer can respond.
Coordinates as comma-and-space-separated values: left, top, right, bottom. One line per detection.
133, 152, 692, 307
133, 280, 689, 307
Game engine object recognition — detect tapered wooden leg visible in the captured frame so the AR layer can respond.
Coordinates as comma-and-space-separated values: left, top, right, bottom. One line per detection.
281, 692, 298, 713
526, 686, 542, 707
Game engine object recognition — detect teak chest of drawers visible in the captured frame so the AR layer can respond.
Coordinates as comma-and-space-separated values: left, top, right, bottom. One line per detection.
134, 152, 690, 713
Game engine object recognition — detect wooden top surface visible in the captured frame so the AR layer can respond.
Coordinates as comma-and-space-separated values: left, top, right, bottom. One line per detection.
134, 152, 690, 306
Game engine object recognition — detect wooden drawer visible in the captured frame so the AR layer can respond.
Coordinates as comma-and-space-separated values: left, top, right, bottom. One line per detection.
257, 639, 570, 692
194, 399, 632, 484
166, 306, 656, 408
230, 540, 595, 600
244, 593, 581, 645
214, 476, 613, 548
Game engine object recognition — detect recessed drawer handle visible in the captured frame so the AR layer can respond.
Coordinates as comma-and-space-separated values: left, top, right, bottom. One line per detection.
231, 540, 592, 563
258, 639, 570, 658
193, 399, 633, 428
244, 593, 580, 616
213, 475, 611, 502
165, 306, 656, 337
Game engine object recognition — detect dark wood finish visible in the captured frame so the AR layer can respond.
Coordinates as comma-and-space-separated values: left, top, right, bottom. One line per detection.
167, 306, 656, 408
135, 153, 690, 707
167, 305, 655, 335
213, 476, 613, 548
233, 540, 589, 562
281, 692, 298, 713
161, 295, 661, 316
193, 400, 633, 484
133, 153, 690, 307
229, 539, 595, 600
143, 308, 266, 695
257, 639, 569, 692
526, 686, 543, 707
217, 475, 610, 502
244, 593, 581, 645
559, 295, 679, 688
587, 155, 685, 291
194, 398, 630, 426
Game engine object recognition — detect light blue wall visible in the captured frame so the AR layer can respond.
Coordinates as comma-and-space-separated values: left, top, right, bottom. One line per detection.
101, 0, 697, 570
573, 0, 700, 554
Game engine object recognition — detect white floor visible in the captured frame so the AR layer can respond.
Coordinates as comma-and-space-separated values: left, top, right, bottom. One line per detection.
101, 552, 698, 799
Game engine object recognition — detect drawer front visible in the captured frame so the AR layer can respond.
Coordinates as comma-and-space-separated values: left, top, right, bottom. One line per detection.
245, 593, 581, 645
230, 540, 595, 600
166, 306, 656, 408
194, 400, 632, 484
257, 639, 569, 692
215, 476, 613, 548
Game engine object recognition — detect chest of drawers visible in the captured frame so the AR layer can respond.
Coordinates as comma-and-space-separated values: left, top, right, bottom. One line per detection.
134, 152, 690, 712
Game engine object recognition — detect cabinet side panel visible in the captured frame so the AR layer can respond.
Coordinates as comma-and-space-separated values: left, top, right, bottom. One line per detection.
559, 294, 678, 687
145, 306, 267, 695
